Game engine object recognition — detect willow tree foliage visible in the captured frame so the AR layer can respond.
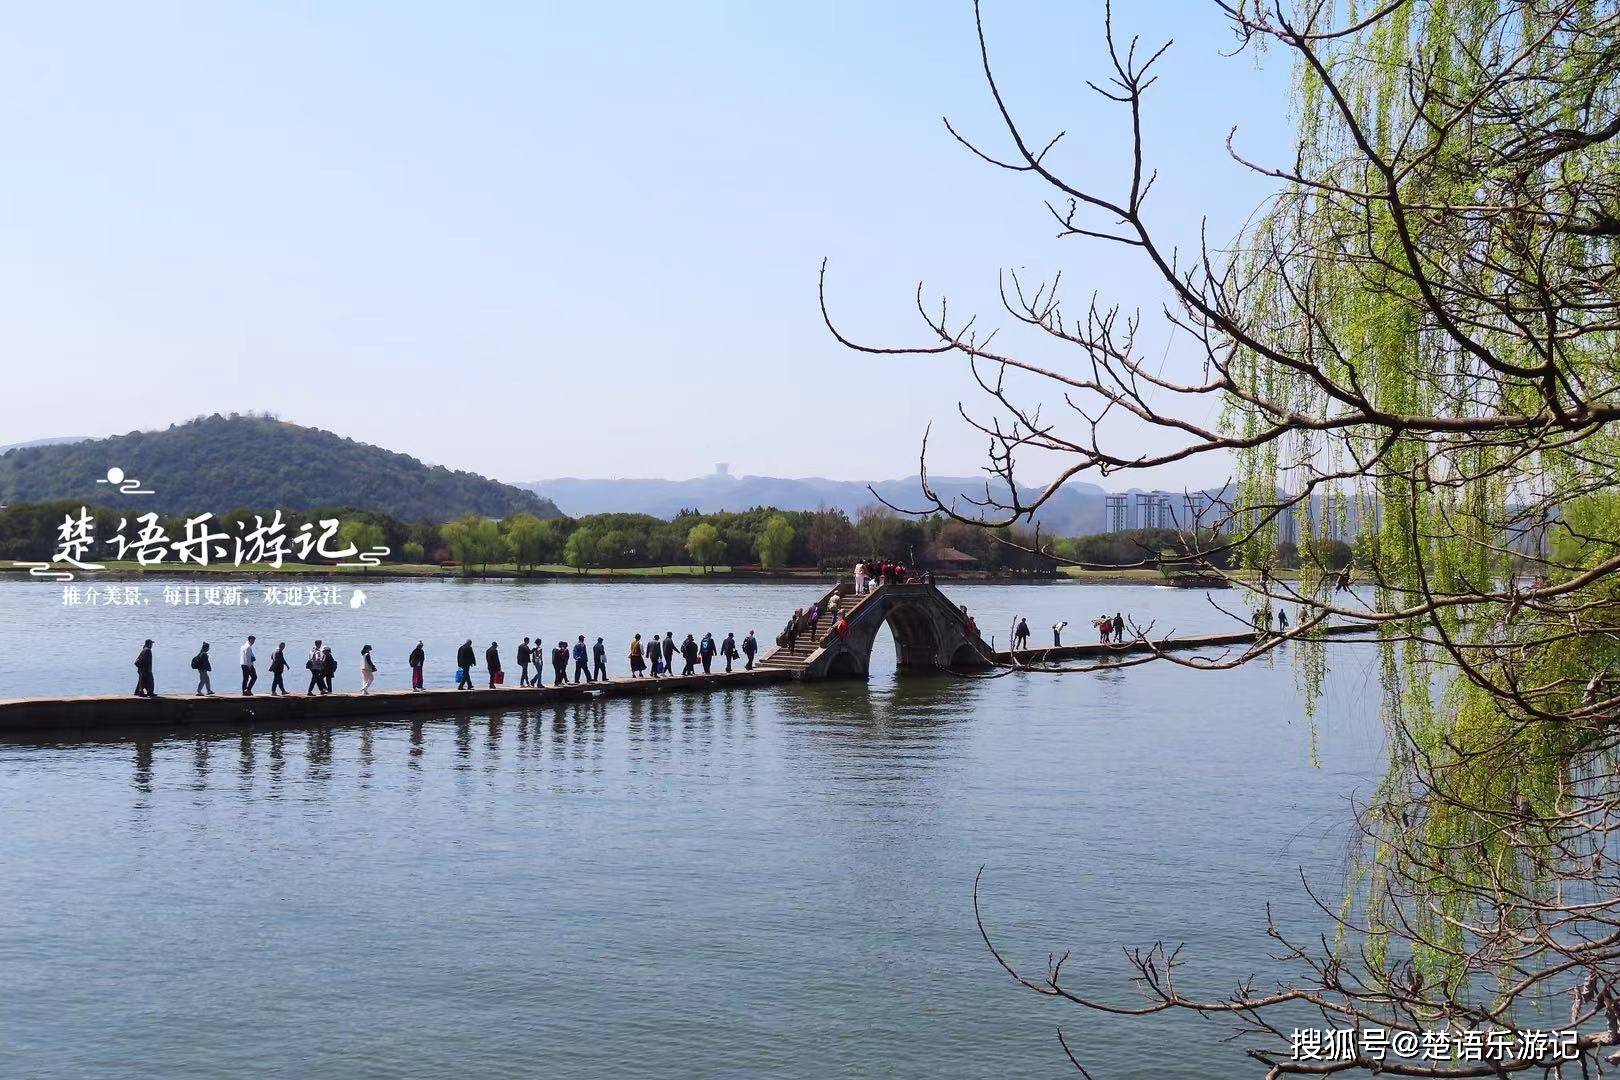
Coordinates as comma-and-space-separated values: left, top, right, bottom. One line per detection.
826, 0, 1620, 1073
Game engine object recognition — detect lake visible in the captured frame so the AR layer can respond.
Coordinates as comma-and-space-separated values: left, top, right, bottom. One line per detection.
0, 578, 1385, 1077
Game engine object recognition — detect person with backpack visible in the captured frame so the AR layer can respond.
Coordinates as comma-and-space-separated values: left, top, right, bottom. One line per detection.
191, 642, 214, 696
239, 635, 258, 696
516, 637, 533, 687
699, 632, 716, 674
720, 632, 739, 672
571, 636, 591, 683
320, 644, 337, 694
551, 640, 569, 686
359, 645, 377, 694
456, 639, 476, 690
133, 639, 156, 697
409, 640, 426, 691
306, 640, 325, 695
268, 641, 289, 696
592, 636, 607, 682
485, 641, 502, 688
742, 630, 758, 670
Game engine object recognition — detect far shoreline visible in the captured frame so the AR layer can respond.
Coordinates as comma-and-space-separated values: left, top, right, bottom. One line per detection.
0, 562, 1199, 586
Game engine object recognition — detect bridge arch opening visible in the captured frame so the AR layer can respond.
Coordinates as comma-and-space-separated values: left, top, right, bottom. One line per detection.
824, 651, 861, 679
881, 602, 941, 672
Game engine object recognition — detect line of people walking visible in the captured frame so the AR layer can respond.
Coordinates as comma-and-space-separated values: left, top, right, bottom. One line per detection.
136, 626, 766, 698
627, 630, 755, 678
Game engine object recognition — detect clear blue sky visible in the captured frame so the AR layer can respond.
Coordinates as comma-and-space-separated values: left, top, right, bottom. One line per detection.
0, 1, 1293, 490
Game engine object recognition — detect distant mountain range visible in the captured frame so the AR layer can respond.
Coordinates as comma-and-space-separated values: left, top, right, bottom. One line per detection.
0, 415, 560, 521
523, 469, 1113, 535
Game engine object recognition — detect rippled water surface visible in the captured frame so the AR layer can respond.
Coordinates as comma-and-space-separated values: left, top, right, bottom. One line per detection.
0, 579, 1385, 1078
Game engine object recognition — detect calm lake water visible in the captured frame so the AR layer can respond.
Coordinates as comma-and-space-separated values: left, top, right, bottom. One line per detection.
0, 578, 1385, 1078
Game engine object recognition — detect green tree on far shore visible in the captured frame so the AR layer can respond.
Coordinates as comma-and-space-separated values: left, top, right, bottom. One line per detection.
757, 515, 794, 567
685, 522, 723, 573
564, 527, 599, 574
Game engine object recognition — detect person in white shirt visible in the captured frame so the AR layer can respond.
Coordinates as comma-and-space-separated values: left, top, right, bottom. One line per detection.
854, 562, 868, 595
360, 644, 377, 694
240, 635, 258, 696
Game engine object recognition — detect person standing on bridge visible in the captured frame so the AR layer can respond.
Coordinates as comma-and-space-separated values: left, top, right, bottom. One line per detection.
720, 632, 738, 672
1014, 617, 1030, 650
191, 642, 214, 696
240, 635, 258, 696
552, 641, 569, 686
516, 637, 533, 687
268, 641, 289, 696
648, 634, 664, 677
592, 636, 608, 681
662, 632, 676, 674
854, 561, 869, 594
409, 640, 425, 691
307, 639, 326, 695
680, 634, 699, 676
320, 644, 337, 693
456, 639, 476, 691
1114, 613, 1125, 643
697, 632, 715, 673
742, 630, 757, 669
1278, 608, 1289, 632
133, 639, 156, 697
360, 644, 377, 694
1052, 621, 1067, 647
485, 642, 502, 688
629, 634, 645, 677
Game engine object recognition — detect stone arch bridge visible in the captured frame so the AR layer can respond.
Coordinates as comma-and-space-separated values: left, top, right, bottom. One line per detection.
756, 581, 993, 679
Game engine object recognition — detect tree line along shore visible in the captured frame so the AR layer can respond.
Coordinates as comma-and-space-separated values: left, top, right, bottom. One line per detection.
0, 498, 1356, 580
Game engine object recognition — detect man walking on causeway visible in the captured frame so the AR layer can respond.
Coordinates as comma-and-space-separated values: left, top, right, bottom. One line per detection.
133, 639, 156, 697
268, 641, 289, 696
572, 636, 592, 683
485, 642, 502, 688
307, 640, 325, 696
240, 635, 258, 696
456, 639, 476, 691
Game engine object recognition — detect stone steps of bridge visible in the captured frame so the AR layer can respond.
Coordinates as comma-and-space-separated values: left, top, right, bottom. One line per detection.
755, 590, 871, 670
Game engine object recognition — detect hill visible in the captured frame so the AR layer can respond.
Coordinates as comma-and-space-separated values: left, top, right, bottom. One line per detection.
523, 470, 1111, 535
0, 436, 90, 455
0, 415, 560, 521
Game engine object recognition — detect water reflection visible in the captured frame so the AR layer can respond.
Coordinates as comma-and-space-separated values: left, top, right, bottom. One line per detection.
35, 680, 978, 801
